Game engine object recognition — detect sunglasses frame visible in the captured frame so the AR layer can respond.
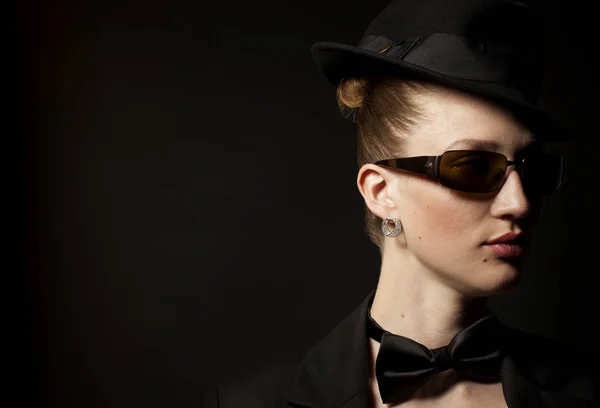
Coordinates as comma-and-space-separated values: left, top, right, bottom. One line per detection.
374, 149, 566, 194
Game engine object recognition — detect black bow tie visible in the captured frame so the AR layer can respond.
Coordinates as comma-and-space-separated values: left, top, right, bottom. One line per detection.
367, 308, 506, 404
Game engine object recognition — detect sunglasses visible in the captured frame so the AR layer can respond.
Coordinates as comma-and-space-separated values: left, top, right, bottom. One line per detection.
374, 148, 566, 194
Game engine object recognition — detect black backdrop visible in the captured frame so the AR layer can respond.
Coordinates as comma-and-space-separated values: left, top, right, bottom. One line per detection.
19, 0, 599, 407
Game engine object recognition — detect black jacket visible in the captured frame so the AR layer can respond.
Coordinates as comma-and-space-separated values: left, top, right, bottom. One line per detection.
201, 292, 598, 407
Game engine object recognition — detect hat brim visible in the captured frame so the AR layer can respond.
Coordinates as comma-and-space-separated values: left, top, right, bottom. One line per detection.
311, 41, 570, 142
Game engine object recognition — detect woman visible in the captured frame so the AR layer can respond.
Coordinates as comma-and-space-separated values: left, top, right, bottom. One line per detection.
202, 0, 598, 406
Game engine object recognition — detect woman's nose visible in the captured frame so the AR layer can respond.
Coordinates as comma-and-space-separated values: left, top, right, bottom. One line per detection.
490, 170, 531, 220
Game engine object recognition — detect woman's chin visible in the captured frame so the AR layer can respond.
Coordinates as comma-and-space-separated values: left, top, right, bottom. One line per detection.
461, 263, 525, 297
487, 272, 524, 296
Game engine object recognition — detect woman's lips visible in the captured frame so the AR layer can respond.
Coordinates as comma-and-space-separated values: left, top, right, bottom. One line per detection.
485, 243, 525, 258
484, 232, 528, 258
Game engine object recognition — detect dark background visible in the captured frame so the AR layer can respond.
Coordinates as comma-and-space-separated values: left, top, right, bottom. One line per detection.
18, 0, 598, 407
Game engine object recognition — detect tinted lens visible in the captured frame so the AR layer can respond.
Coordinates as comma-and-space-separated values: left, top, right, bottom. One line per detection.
439, 151, 507, 193
519, 152, 565, 194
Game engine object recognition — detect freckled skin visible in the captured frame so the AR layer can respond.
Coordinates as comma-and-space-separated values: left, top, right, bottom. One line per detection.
381, 86, 543, 297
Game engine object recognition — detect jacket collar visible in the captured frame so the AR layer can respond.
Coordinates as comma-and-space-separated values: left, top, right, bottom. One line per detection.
286, 290, 596, 408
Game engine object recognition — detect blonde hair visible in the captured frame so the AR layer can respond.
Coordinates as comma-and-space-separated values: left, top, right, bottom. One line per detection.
335, 76, 435, 251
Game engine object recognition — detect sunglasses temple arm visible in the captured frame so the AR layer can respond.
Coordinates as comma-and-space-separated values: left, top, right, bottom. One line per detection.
376, 156, 439, 178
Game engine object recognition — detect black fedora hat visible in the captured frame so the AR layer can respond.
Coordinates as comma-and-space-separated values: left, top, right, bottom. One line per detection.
311, 0, 570, 141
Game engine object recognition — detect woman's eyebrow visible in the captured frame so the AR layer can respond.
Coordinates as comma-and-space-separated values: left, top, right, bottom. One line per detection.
444, 138, 501, 151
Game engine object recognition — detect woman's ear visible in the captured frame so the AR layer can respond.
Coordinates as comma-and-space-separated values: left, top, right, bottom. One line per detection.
357, 163, 397, 219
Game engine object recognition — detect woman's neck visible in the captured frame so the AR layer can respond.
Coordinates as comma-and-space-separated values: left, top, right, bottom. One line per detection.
370, 251, 489, 350
367, 247, 501, 406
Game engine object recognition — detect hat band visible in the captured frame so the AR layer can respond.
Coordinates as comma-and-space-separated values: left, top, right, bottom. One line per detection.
358, 32, 538, 102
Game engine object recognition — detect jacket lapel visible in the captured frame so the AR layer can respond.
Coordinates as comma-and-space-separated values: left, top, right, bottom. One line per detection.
499, 328, 597, 408
286, 292, 375, 408
501, 353, 544, 407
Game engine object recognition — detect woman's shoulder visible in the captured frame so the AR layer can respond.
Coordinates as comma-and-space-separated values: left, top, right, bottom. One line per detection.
500, 324, 599, 391
200, 356, 303, 408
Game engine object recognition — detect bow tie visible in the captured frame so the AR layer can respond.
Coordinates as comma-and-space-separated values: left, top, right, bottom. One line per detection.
367, 308, 506, 404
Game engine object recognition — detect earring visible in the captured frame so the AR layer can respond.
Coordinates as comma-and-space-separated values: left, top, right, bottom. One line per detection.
382, 217, 402, 237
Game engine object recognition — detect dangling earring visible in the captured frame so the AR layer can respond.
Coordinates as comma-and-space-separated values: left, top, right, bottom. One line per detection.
382, 217, 402, 237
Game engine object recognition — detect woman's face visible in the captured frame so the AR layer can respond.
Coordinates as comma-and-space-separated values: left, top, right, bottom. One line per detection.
382, 86, 543, 296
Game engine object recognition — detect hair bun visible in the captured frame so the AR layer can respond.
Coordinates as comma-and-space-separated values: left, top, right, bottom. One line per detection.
336, 77, 368, 122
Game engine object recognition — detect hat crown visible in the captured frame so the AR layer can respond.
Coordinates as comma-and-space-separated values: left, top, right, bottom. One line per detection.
355, 0, 547, 103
